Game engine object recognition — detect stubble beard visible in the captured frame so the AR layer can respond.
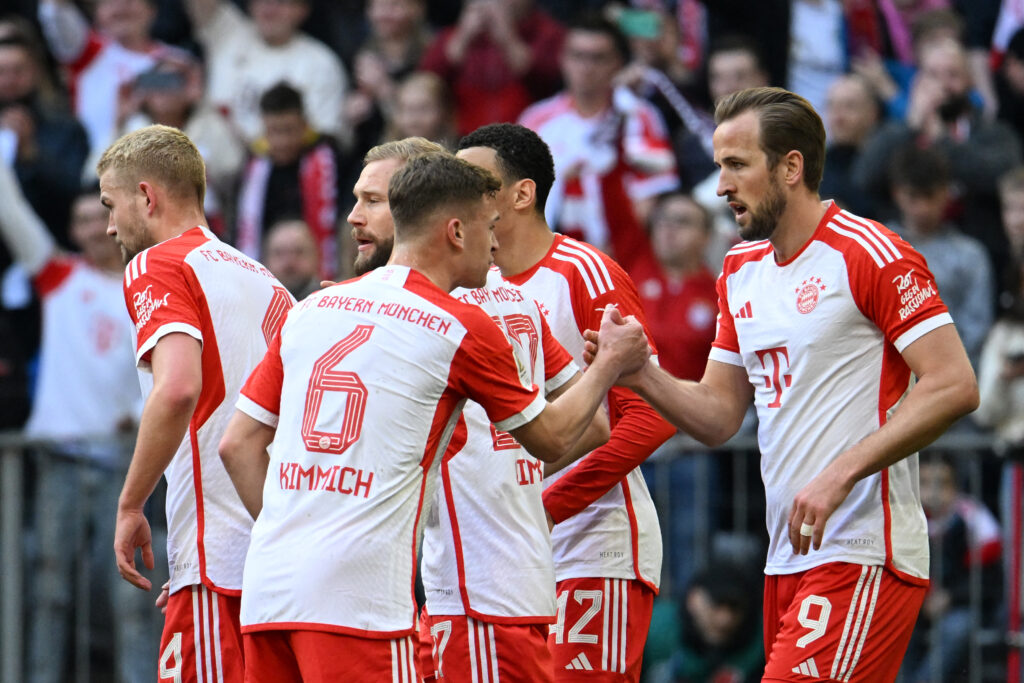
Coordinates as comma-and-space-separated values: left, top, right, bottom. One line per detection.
738, 176, 787, 242
353, 236, 394, 276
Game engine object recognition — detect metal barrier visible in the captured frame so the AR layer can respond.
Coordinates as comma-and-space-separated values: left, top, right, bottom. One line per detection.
0, 430, 1018, 682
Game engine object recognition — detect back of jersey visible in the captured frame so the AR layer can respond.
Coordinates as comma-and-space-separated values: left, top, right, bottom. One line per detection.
125, 226, 294, 593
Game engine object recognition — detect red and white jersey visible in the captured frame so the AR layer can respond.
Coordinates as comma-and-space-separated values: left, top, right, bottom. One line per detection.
421, 267, 577, 623
505, 235, 673, 591
519, 92, 678, 250
710, 202, 952, 583
236, 266, 546, 637
25, 256, 139, 442
124, 227, 294, 595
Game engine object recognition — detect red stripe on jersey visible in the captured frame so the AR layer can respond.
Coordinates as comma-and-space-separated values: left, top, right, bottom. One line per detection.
838, 210, 903, 262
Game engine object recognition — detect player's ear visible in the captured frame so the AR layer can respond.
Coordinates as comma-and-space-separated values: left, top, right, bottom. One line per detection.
138, 181, 157, 213
512, 178, 536, 213
446, 218, 465, 251
783, 150, 804, 188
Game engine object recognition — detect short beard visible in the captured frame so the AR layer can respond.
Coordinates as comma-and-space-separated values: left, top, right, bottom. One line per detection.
739, 175, 787, 242
353, 236, 394, 275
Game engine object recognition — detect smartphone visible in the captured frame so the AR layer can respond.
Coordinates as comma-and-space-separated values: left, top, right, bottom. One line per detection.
618, 9, 661, 40
135, 69, 187, 92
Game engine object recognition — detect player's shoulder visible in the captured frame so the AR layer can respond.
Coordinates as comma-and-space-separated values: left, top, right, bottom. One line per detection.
519, 92, 573, 130
721, 239, 774, 276
816, 207, 917, 270
545, 235, 629, 298
123, 227, 212, 289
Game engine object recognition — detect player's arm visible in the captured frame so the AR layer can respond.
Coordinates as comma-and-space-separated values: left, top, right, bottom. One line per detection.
219, 411, 275, 519
115, 332, 202, 591
508, 308, 648, 463
37, 0, 92, 64
542, 371, 610, 476
788, 324, 978, 555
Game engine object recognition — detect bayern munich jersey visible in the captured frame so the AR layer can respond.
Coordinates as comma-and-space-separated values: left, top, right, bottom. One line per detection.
123, 227, 294, 595
26, 257, 139, 443
505, 235, 674, 591
421, 267, 577, 622
710, 202, 952, 583
236, 266, 547, 637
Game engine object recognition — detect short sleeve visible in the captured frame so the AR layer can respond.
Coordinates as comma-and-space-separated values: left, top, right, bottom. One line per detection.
851, 242, 952, 352
451, 308, 545, 432
124, 251, 203, 369
538, 308, 577, 393
237, 327, 285, 428
708, 269, 743, 366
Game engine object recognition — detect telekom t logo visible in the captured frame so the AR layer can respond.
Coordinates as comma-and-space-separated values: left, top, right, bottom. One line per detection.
755, 346, 791, 408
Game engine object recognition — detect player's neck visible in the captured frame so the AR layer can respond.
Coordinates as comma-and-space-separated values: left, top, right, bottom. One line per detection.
770, 195, 827, 263
391, 245, 458, 293
152, 209, 209, 244
495, 217, 555, 278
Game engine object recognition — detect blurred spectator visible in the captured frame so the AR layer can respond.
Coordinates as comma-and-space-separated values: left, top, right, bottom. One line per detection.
262, 217, 320, 300
385, 71, 457, 148
235, 82, 343, 281
888, 144, 993, 366
117, 53, 245, 236
0, 161, 156, 683
992, 0, 1024, 63
185, 0, 348, 145
786, 0, 847, 116
420, 0, 565, 135
345, 0, 433, 158
851, 8, 967, 122
0, 29, 89, 246
520, 13, 677, 254
853, 37, 1022, 288
997, 27, 1024, 145
901, 453, 1002, 683
645, 560, 765, 683
704, 0, 789, 88
691, 35, 770, 269
608, 192, 716, 383
819, 73, 882, 217
36, 0, 176, 176
975, 168, 1024, 448
611, 6, 716, 191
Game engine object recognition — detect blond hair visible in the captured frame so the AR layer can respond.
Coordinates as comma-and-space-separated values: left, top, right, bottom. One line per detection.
363, 136, 446, 166
96, 125, 206, 204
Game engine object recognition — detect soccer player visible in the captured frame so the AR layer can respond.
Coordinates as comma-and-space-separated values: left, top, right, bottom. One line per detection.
456, 123, 677, 681
100, 124, 294, 683
345, 137, 608, 682
217, 152, 650, 682
586, 87, 979, 682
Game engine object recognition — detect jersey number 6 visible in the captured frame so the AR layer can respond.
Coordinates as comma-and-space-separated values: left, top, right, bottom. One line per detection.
301, 325, 374, 454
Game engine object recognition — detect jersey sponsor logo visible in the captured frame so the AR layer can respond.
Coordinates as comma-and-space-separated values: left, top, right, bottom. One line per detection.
795, 277, 825, 314
755, 346, 792, 409
132, 284, 169, 332
893, 269, 937, 321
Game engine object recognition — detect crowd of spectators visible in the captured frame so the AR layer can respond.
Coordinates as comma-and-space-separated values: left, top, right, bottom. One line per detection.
4, 0, 1024, 680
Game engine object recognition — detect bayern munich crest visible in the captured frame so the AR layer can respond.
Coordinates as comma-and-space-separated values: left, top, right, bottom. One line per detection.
795, 277, 825, 314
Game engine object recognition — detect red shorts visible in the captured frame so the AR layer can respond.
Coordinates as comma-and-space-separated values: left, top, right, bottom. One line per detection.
548, 578, 654, 682
763, 563, 927, 682
159, 584, 244, 683
420, 609, 554, 683
242, 629, 417, 682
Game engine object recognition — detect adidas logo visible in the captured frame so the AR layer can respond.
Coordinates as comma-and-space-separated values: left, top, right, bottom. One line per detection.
792, 657, 819, 677
565, 653, 594, 671
734, 301, 753, 319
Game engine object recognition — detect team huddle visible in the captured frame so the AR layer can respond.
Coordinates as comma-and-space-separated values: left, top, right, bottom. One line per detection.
103, 88, 978, 683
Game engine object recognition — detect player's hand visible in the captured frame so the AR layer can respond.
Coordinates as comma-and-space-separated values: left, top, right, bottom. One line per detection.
320, 279, 337, 288
155, 581, 171, 614
596, 306, 650, 376
787, 465, 853, 555
582, 328, 599, 366
114, 507, 155, 591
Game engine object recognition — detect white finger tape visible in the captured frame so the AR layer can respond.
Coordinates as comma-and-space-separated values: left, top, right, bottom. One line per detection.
799, 523, 814, 537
